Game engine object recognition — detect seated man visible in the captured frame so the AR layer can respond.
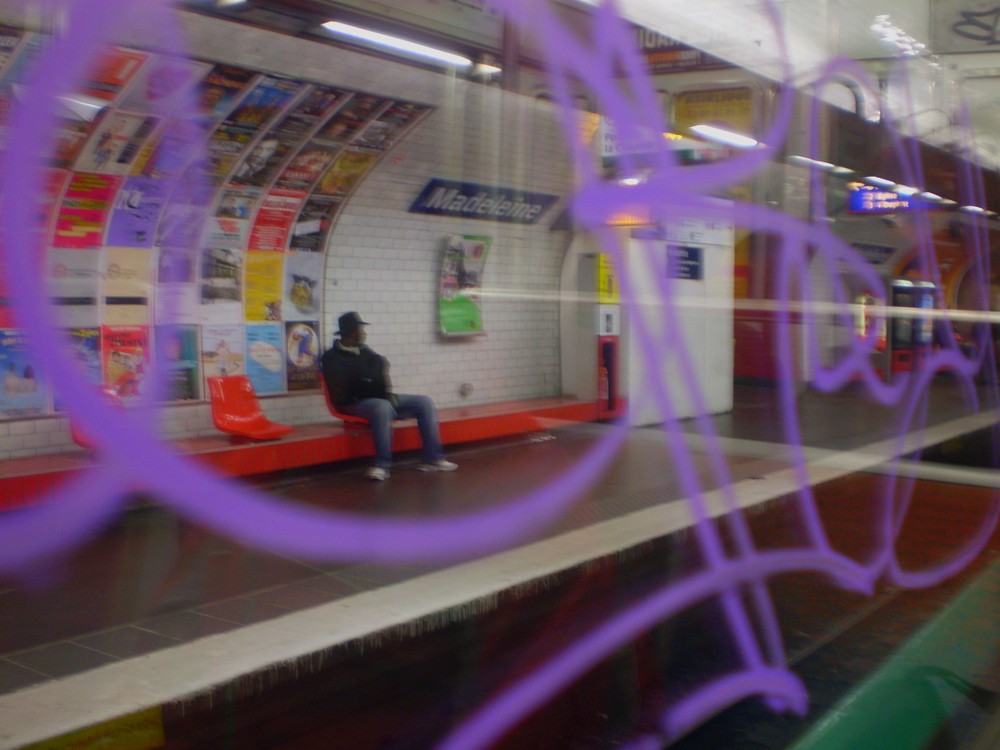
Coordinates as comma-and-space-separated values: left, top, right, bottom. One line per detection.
321, 311, 458, 481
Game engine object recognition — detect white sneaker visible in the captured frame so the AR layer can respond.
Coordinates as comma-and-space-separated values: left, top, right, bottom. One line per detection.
365, 467, 389, 481
416, 459, 458, 472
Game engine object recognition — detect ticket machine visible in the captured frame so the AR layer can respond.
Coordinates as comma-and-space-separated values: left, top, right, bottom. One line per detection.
887, 278, 935, 376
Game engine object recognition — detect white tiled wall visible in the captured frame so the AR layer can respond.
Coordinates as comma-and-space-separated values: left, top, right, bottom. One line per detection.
0, 9, 575, 459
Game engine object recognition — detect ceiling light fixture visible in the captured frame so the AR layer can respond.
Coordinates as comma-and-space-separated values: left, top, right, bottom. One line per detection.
320, 21, 472, 68
472, 53, 502, 77
863, 176, 896, 189
689, 124, 758, 149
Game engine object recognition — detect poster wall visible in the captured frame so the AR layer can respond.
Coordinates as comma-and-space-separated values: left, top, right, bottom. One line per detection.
2, 31, 435, 420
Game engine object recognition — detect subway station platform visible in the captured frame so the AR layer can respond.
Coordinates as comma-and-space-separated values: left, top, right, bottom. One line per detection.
0, 381, 998, 749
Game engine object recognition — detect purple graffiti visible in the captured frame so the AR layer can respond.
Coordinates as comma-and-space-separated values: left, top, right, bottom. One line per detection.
0, 0, 996, 748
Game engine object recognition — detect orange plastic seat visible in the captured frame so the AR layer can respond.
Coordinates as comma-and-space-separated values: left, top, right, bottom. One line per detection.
207, 376, 293, 441
71, 387, 125, 450
319, 376, 371, 428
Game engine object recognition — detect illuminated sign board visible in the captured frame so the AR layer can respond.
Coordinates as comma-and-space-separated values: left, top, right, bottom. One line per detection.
846, 182, 941, 213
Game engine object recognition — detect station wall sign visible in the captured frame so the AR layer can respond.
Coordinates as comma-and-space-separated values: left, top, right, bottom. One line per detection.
409, 178, 559, 225
667, 245, 703, 280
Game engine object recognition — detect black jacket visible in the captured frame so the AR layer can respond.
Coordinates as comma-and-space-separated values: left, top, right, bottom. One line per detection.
321, 342, 391, 409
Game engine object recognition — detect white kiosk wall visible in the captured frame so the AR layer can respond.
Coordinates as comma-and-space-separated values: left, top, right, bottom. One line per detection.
624, 218, 735, 426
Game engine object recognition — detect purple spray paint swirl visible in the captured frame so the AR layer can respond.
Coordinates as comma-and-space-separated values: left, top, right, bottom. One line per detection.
0, 1, 995, 748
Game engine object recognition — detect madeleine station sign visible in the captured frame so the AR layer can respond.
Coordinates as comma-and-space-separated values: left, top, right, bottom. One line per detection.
409, 178, 559, 225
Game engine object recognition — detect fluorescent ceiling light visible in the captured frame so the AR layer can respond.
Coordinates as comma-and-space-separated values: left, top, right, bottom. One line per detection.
920, 192, 943, 202
787, 155, 834, 170
960, 205, 986, 214
863, 176, 895, 189
321, 21, 472, 68
472, 54, 502, 76
689, 124, 758, 149
893, 185, 919, 196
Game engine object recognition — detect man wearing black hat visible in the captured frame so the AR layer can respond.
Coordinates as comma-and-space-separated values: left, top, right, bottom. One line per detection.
321, 311, 457, 481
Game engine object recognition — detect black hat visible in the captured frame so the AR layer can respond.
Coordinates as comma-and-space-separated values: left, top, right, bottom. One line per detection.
337, 311, 369, 336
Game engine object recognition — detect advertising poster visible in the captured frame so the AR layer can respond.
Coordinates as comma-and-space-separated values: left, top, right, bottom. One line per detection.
228, 86, 348, 189
82, 46, 148, 102
245, 322, 285, 395
206, 122, 256, 183
229, 131, 295, 187
198, 245, 244, 323
439, 234, 491, 336
275, 85, 349, 138
33, 168, 70, 243
158, 324, 200, 401
289, 195, 341, 253
55, 327, 103, 411
118, 56, 211, 115
274, 142, 339, 191
156, 201, 208, 247
47, 248, 101, 328
313, 150, 376, 197
0, 25, 23, 71
101, 324, 149, 398
53, 172, 122, 248
156, 282, 199, 325
0, 329, 47, 418
285, 320, 320, 391
275, 86, 350, 138
248, 188, 304, 251
205, 215, 248, 250
0, 24, 24, 131
244, 251, 284, 322
51, 114, 99, 171
132, 123, 200, 179
74, 112, 159, 174
216, 185, 261, 220
314, 93, 384, 144
0, 257, 11, 328
283, 251, 323, 321
227, 76, 301, 131
350, 101, 431, 152
201, 322, 244, 380
106, 176, 168, 247
157, 244, 196, 285
103, 246, 152, 326
0, 32, 44, 130
196, 64, 258, 127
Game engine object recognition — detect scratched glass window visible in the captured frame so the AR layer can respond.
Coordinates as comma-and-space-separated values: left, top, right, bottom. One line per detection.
0, 1, 997, 749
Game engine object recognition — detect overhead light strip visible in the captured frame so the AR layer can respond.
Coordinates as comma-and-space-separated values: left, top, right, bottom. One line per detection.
689, 124, 758, 149
320, 21, 472, 68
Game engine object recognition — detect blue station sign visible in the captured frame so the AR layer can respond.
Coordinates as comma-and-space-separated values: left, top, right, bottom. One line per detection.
409, 178, 559, 225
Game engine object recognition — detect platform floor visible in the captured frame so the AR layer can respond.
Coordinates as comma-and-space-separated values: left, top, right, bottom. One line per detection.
0, 380, 998, 748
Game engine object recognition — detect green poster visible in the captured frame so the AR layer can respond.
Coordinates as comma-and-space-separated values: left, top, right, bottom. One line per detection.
439, 234, 491, 336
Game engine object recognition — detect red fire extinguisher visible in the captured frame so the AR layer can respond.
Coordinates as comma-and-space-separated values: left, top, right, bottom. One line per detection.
598, 365, 609, 403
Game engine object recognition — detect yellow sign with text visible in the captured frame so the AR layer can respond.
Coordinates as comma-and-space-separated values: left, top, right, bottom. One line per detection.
24, 706, 164, 750
673, 87, 754, 135
597, 253, 620, 304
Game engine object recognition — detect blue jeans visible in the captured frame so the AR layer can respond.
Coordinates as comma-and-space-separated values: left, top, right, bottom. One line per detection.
341, 394, 444, 469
